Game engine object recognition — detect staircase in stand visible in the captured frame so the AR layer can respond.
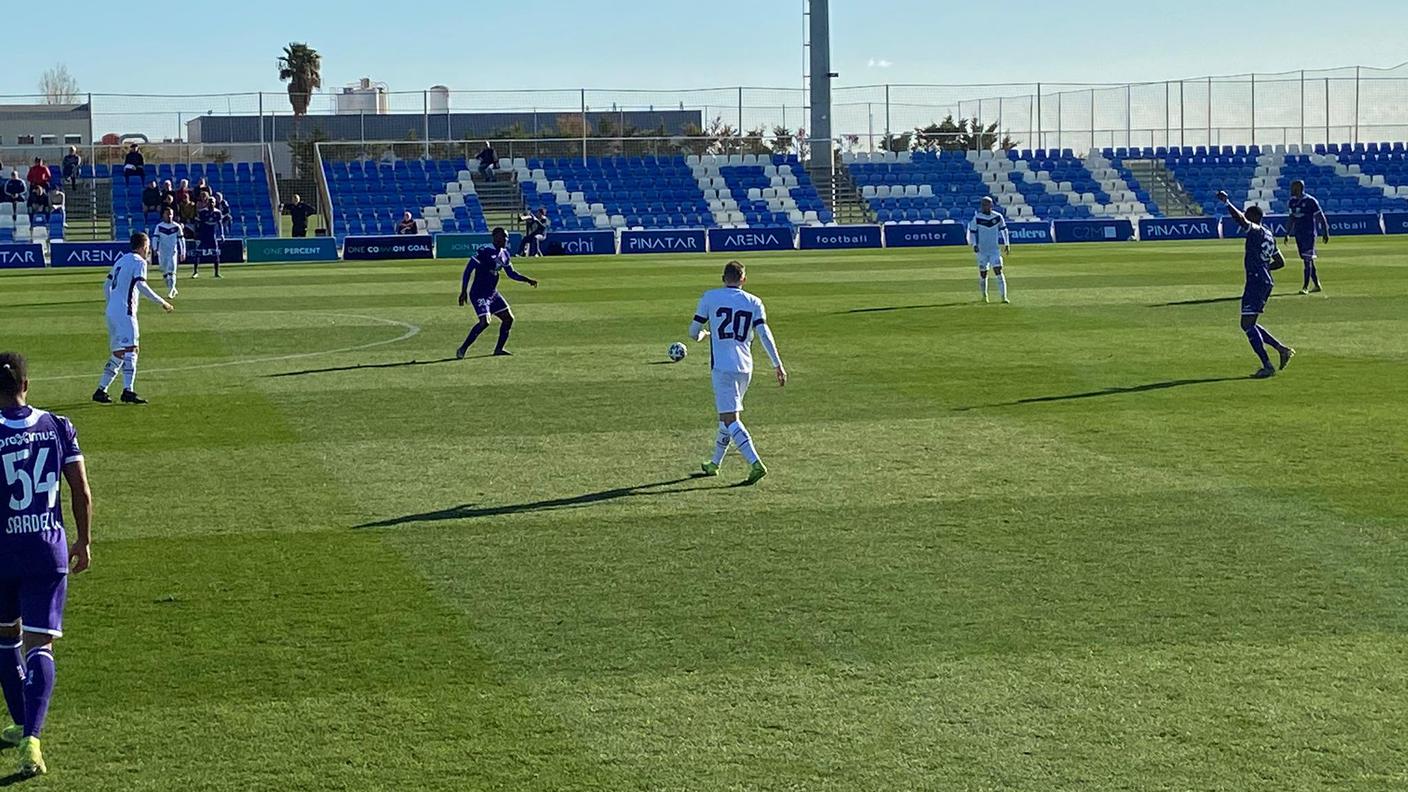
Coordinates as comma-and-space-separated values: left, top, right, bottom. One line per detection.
473, 174, 526, 231
58, 180, 113, 241
1125, 160, 1202, 216
809, 164, 871, 224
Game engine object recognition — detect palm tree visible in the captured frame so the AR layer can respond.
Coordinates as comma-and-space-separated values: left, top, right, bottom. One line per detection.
277, 43, 322, 130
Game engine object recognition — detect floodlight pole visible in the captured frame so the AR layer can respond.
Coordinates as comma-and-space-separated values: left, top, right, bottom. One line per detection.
807, 0, 833, 169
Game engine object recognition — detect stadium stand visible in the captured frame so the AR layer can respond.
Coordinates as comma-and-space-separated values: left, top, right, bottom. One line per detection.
510, 154, 830, 230
0, 163, 66, 244
107, 161, 276, 240
323, 158, 489, 238
1105, 145, 1408, 217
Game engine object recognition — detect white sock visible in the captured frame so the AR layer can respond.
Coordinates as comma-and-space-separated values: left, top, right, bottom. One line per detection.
165, 272, 176, 292
727, 420, 760, 465
711, 422, 731, 465
121, 352, 138, 390
97, 355, 121, 390
979, 273, 988, 298
997, 272, 1007, 300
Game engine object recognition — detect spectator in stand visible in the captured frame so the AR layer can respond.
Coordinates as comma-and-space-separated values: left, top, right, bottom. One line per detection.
159, 179, 174, 203
123, 143, 145, 184
281, 194, 317, 237
26, 183, 50, 217
49, 183, 65, 212
518, 206, 550, 257
26, 158, 51, 191
194, 178, 212, 203
215, 192, 232, 235
176, 193, 198, 231
476, 141, 498, 181
175, 179, 191, 205
396, 211, 418, 235
61, 146, 81, 191
2, 171, 25, 219
141, 180, 162, 220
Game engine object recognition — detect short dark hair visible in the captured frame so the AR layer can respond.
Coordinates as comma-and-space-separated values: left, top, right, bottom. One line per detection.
1290, 179, 1305, 190
130, 231, 149, 251
0, 352, 26, 398
1245, 205, 1265, 222
723, 260, 745, 283
492, 226, 506, 236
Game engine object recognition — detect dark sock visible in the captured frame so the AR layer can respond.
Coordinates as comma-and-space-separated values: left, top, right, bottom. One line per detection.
1310, 262, 1320, 287
1257, 325, 1285, 353
1303, 260, 1313, 290
495, 322, 512, 353
22, 648, 53, 738
1246, 328, 1272, 368
460, 323, 487, 351
0, 639, 23, 726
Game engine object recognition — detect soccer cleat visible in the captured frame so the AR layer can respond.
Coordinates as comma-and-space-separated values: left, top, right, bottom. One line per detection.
982, 295, 989, 304
1310, 285, 1323, 293
213, 274, 223, 279
1278, 347, 1296, 371
191, 272, 199, 279
1, 724, 22, 746
168, 288, 178, 299
1250, 367, 1276, 379
700, 462, 719, 477
1002, 297, 1010, 304
120, 389, 148, 405
1298, 288, 1310, 295
92, 388, 113, 404
454, 346, 468, 360
17, 736, 44, 777
745, 461, 768, 485
493, 350, 513, 357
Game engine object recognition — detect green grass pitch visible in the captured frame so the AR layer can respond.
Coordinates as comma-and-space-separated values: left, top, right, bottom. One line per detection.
1, 238, 1407, 790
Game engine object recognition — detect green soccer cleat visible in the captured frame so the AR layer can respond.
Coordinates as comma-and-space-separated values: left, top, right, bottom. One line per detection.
700, 462, 719, 477
745, 461, 768, 485
17, 736, 44, 777
0, 724, 21, 746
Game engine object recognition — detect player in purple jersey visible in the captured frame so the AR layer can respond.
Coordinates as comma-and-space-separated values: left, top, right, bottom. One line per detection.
1218, 192, 1296, 378
0, 353, 93, 777
455, 227, 539, 359
191, 197, 224, 280
1284, 180, 1330, 294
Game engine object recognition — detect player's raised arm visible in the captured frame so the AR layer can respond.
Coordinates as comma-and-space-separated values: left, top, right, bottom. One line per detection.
1217, 191, 1249, 228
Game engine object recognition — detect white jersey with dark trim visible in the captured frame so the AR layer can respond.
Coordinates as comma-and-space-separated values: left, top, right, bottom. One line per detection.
104, 253, 152, 319
692, 286, 771, 374
967, 210, 1009, 254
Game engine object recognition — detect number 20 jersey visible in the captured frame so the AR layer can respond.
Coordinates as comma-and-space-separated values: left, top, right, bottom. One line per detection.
693, 286, 770, 375
0, 407, 82, 576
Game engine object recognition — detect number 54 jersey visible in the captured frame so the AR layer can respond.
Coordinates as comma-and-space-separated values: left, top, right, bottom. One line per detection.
693, 286, 770, 374
0, 407, 82, 576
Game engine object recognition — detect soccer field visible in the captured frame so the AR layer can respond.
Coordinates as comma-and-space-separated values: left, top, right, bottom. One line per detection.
2, 238, 1407, 790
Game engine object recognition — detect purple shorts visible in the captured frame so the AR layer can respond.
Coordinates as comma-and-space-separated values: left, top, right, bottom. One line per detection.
0, 573, 67, 638
471, 292, 509, 318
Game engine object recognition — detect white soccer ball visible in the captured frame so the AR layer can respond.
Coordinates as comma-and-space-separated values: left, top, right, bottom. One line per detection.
668, 342, 688, 362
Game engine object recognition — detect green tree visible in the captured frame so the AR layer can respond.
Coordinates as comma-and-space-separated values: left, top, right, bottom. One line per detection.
276, 43, 323, 133
912, 115, 1018, 152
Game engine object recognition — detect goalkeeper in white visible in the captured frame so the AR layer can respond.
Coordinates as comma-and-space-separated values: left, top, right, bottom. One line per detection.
688, 260, 787, 484
151, 206, 186, 298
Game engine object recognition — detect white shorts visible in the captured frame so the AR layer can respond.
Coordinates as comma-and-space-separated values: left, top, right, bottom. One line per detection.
976, 251, 1003, 271
711, 369, 752, 414
106, 314, 138, 351
157, 254, 179, 275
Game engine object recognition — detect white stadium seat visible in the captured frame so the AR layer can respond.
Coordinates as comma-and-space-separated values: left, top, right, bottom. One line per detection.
918, 185, 934, 197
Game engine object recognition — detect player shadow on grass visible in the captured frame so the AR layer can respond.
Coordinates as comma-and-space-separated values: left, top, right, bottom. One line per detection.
954, 376, 1246, 410
265, 357, 460, 378
355, 475, 725, 527
1153, 294, 1292, 307
0, 771, 34, 787
840, 301, 970, 315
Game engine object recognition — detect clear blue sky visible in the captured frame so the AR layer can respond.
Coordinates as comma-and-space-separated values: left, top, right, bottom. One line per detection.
4, 1, 1406, 97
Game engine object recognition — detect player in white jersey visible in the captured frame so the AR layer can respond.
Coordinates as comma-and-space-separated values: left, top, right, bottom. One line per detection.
151, 207, 186, 299
966, 196, 1011, 303
688, 260, 787, 484
92, 233, 173, 406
